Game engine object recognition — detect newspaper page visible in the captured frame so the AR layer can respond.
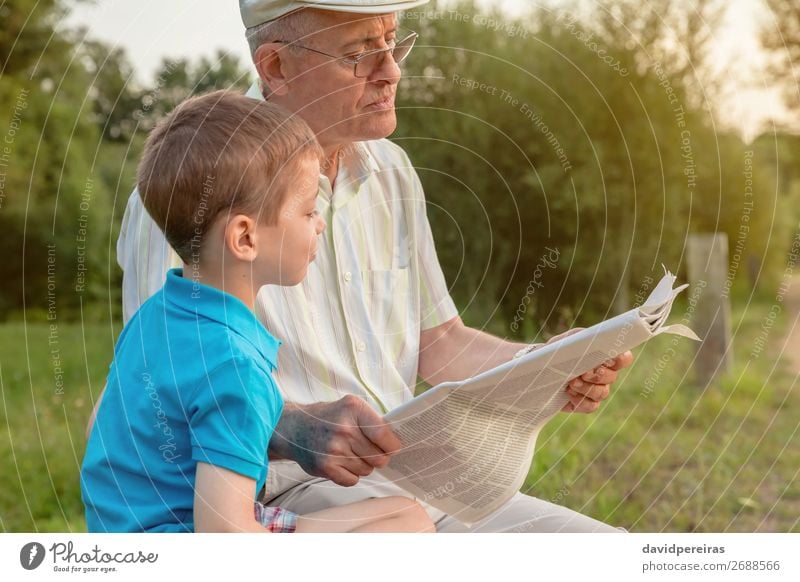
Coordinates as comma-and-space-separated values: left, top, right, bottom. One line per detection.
380, 269, 700, 525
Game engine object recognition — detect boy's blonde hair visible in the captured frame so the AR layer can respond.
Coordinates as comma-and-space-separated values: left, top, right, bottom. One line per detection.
137, 90, 321, 263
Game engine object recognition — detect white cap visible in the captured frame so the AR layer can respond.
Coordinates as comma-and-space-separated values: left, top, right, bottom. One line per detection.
240, 0, 431, 28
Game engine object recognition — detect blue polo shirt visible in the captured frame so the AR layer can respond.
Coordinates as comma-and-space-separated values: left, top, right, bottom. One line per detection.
81, 268, 283, 532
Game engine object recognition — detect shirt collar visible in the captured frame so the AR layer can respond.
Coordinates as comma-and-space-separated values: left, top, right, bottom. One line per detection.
323, 142, 380, 209
345, 141, 381, 177
162, 268, 281, 368
246, 80, 263, 100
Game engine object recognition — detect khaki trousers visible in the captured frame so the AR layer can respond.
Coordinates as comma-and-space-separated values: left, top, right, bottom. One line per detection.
262, 461, 624, 533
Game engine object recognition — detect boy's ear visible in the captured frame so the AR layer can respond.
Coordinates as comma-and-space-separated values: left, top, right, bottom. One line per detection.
254, 43, 290, 98
224, 215, 259, 262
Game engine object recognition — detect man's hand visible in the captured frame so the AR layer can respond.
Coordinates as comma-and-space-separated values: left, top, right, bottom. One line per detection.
268, 395, 403, 487
545, 329, 634, 414
562, 351, 633, 413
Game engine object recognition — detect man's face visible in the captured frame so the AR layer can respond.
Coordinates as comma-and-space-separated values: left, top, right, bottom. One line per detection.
277, 11, 402, 149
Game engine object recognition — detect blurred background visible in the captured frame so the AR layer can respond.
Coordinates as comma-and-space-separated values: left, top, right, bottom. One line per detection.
0, 0, 798, 532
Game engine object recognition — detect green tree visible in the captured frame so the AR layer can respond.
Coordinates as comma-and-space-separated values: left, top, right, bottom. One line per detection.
0, 0, 112, 319
138, 49, 253, 128
0, 0, 255, 321
396, 0, 779, 334
761, 0, 800, 113
77, 37, 142, 141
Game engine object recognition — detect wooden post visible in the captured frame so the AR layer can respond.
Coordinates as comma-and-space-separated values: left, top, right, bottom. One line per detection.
687, 233, 733, 387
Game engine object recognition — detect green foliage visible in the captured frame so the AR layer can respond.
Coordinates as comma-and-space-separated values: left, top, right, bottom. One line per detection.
0, 1, 252, 322
136, 50, 253, 130
78, 37, 142, 142
0, 1, 110, 321
761, 0, 800, 113
396, 0, 795, 335
0, 0, 71, 76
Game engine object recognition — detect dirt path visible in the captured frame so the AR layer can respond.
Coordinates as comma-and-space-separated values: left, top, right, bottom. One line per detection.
781, 275, 800, 374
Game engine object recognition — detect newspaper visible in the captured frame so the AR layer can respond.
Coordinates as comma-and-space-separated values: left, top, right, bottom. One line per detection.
380, 269, 700, 525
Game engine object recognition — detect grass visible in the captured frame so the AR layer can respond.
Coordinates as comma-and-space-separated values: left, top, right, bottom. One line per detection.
0, 320, 119, 532
0, 294, 797, 532
525, 297, 800, 532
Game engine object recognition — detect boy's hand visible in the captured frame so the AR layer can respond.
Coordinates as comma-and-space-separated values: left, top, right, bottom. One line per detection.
269, 395, 403, 487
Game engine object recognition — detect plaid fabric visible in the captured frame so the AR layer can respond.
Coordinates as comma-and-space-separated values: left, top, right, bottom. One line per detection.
254, 503, 298, 533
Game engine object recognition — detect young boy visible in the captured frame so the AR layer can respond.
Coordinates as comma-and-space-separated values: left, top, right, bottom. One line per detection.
81, 91, 433, 533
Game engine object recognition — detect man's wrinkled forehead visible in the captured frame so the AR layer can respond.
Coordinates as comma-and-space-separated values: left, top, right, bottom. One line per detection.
308, 10, 397, 48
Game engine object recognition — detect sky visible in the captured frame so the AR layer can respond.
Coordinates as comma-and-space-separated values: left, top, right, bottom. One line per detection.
65, 0, 796, 141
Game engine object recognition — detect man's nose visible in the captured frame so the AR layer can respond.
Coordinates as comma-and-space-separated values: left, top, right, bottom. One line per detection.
316, 213, 327, 235
369, 48, 402, 84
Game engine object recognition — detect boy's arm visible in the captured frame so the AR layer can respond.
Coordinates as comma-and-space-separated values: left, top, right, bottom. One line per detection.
194, 462, 432, 533
194, 462, 281, 533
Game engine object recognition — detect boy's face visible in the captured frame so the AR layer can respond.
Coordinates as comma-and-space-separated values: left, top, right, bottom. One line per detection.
257, 155, 325, 286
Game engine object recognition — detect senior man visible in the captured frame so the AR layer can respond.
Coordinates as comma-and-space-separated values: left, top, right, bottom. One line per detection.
115, 0, 633, 532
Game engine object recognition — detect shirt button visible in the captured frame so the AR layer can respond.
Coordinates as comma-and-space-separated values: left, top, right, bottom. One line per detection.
356, 341, 366, 352
344, 271, 352, 283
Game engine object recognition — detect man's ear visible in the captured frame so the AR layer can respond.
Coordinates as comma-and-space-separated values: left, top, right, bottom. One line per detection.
254, 43, 290, 97
224, 214, 259, 262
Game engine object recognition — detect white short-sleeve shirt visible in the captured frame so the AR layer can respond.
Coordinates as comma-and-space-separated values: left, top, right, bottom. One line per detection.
117, 88, 458, 414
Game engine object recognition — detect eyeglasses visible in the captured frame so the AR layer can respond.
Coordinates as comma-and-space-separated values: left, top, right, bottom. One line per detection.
276, 29, 419, 78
